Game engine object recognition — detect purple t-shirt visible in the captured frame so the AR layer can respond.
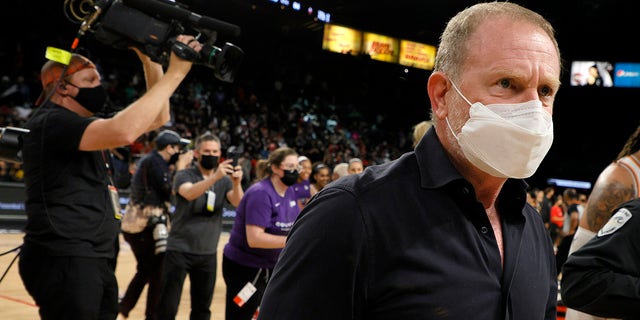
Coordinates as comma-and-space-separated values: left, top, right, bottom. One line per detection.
223, 178, 301, 268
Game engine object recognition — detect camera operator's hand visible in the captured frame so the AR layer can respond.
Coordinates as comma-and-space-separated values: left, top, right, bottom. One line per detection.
166, 35, 202, 77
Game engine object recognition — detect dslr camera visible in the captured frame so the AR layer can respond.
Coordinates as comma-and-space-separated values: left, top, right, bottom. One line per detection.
66, 0, 244, 82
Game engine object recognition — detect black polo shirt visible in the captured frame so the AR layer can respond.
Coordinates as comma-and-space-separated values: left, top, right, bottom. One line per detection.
259, 128, 557, 320
22, 102, 120, 258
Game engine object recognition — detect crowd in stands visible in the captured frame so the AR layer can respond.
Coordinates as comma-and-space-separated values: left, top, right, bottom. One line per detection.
0, 52, 419, 185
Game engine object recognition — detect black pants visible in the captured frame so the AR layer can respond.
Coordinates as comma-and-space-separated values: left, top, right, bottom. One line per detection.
222, 255, 271, 320
157, 250, 217, 320
18, 243, 119, 320
120, 228, 165, 319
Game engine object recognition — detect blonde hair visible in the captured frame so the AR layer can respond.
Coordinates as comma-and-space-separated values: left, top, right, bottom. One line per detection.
412, 120, 432, 148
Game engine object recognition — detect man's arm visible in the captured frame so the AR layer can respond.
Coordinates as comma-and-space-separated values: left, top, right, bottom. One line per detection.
79, 35, 199, 151
132, 47, 170, 131
579, 163, 635, 232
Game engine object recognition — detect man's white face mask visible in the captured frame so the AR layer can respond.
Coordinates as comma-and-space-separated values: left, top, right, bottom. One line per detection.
446, 80, 554, 179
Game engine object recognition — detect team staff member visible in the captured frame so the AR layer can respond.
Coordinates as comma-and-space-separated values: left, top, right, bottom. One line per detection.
18, 35, 201, 320
561, 198, 640, 319
222, 147, 301, 320
259, 2, 560, 319
157, 133, 243, 320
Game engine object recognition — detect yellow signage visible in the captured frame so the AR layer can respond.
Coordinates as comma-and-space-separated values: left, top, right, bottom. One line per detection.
363, 32, 399, 63
322, 24, 362, 56
399, 40, 436, 70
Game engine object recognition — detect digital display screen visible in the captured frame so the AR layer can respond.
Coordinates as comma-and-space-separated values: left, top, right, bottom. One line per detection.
570, 61, 614, 87
613, 62, 640, 88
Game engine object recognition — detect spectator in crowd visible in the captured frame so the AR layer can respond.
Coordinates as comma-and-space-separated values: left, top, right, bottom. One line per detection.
550, 194, 566, 247
556, 188, 581, 275
309, 162, 331, 197
251, 159, 269, 185
411, 120, 432, 148
540, 186, 555, 232
527, 186, 541, 212
258, 2, 560, 319
157, 132, 243, 320
295, 155, 313, 209
331, 162, 348, 181
18, 36, 202, 319
347, 157, 364, 175
118, 129, 192, 320
222, 147, 302, 320
561, 123, 640, 320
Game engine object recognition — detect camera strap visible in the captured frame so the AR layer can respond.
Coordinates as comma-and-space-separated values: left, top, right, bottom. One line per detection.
102, 150, 122, 220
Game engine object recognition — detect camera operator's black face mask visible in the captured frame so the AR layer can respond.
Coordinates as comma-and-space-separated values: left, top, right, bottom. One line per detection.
68, 83, 108, 114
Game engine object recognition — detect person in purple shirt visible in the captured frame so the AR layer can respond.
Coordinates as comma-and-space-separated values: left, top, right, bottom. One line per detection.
222, 147, 301, 320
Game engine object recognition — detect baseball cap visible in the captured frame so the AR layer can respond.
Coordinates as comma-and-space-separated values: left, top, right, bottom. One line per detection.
35, 53, 96, 106
155, 130, 191, 150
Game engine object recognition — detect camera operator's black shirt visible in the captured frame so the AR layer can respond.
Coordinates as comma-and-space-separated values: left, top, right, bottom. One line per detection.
21, 102, 120, 258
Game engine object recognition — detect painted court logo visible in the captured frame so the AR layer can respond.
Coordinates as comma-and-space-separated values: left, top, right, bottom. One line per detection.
598, 208, 632, 237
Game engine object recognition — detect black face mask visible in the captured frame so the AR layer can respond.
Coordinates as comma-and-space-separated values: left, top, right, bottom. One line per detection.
280, 169, 299, 186
71, 83, 108, 114
200, 155, 219, 170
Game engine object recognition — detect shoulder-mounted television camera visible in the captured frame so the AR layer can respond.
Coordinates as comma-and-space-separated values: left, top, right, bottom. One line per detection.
66, 0, 244, 82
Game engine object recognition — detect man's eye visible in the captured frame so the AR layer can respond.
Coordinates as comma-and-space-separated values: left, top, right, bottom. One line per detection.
498, 79, 511, 88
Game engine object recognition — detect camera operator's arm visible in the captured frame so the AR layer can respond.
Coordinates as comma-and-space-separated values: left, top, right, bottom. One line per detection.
79, 35, 201, 151
177, 159, 234, 201
131, 47, 170, 131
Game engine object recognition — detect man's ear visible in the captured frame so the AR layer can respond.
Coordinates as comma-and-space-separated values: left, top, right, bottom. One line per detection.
427, 72, 450, 121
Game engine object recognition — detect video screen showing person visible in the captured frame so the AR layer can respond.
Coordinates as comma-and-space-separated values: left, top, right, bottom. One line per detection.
570, 61, 614, 87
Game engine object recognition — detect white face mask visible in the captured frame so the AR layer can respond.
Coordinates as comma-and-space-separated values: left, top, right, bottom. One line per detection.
446, 81, 554, 179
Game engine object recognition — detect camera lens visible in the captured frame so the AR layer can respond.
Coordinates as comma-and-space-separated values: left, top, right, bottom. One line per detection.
152, 215, 168, 254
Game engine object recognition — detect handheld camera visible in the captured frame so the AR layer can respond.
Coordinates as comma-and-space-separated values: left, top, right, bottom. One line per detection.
64, 0, 244, 82
227, 145, 241, 167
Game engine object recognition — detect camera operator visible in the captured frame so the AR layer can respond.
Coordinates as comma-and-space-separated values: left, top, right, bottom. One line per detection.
157, 132, 243, 320
118, 129, 192, 320
18, 35, 202, 320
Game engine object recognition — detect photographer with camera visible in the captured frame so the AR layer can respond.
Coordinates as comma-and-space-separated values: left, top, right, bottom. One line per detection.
157, 132, 243, 320
118, 129, 192, 320
18, 35, 203, 320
